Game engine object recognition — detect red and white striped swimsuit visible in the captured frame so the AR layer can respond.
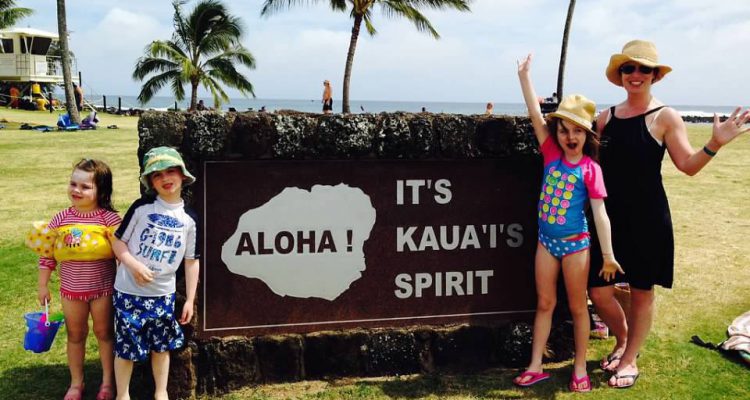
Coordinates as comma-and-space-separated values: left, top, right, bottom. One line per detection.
39, 207, 121, 301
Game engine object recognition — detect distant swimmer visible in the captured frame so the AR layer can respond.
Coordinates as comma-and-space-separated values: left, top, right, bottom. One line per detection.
322, 80, 333, 114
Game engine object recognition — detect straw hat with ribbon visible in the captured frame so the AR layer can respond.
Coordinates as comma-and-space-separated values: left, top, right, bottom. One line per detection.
547, 94, 596, 135
606, 39, 672, 86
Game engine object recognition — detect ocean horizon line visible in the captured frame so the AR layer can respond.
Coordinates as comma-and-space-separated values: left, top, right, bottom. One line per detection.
83, 95, 738, 117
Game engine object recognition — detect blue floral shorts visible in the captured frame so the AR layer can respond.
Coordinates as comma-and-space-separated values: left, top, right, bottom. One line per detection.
113, 290, 184, 362
538, 231, 590, 259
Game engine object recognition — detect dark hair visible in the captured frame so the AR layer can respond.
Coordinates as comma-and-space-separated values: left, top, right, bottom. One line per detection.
548, 118, 601, 162
73, 159, 116, 212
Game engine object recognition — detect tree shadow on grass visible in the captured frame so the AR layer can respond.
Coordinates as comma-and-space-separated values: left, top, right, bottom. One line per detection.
350, 361, 611, 399
0, 360, 125, 400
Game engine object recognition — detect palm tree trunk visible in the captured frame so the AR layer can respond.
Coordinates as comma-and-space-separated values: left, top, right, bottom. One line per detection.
342, 13, 363, 114
56, 0, 80, 123
556, 0, 576, 100
190, 81, 199, 111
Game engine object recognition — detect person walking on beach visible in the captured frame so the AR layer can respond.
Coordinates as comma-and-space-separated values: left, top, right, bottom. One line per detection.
513, 54, 622, 393
31, 159, 121, 400
322, 80, 333, 114
588, 39, 750, 389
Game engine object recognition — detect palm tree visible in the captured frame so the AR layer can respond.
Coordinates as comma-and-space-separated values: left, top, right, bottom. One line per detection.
261, 0, 471, 114
56, 0, 80, 123
0, 0, 33, 29
556, 0, 576, 101
133, 0, 256, 111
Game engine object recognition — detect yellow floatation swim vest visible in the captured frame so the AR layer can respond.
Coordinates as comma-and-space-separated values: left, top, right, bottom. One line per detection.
26, 221, 117, 261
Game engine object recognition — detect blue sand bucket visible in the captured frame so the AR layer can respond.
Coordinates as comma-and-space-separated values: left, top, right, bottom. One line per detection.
23, 301, 63, 353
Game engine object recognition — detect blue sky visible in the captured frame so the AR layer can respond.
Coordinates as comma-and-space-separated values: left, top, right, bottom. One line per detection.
20, 0, 750, 106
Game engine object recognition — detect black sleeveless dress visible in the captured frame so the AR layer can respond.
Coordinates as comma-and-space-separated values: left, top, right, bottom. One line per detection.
588, 106, 674, 289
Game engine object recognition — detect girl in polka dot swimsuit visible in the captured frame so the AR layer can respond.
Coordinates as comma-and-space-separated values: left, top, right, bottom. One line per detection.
513, 54, 622, 392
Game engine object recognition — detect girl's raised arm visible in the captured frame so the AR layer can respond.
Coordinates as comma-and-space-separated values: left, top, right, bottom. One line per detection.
517, 53, 550, 145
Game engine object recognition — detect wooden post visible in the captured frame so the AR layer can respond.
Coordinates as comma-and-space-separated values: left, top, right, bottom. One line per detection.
103, 95, 107, 113
118, 97, 122, 114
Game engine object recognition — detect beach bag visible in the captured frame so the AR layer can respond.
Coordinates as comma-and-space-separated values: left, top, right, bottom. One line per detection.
691, 310, 750, 367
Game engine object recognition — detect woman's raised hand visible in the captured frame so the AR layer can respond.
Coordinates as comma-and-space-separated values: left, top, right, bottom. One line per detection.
711, 107, 750, 147
517, 53, 532, 76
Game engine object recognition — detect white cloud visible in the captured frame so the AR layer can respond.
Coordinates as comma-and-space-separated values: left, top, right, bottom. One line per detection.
74, 9, 170, 98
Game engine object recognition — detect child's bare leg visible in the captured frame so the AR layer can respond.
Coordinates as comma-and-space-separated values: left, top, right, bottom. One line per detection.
561, 250, 591, 377
151, 351, 170, 400
523, 245, 560, 379
62, 298, 90, 388
90, 295, 115, 387
114, 357, 134, 400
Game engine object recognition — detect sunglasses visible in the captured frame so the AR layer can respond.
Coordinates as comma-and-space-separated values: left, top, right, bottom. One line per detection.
619, 64, 657, 75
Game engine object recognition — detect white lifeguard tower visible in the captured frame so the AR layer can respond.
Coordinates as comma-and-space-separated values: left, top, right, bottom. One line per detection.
0, 28, 80, 109
0, 27, 77, 83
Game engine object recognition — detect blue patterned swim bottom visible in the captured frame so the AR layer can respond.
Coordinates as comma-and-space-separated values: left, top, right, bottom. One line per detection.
113, 290, 184, 362
538, 231, 590, 259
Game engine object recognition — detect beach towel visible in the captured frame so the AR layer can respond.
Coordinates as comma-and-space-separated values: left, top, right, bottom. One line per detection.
56, 114, 79, 131
691, 310, 750, 367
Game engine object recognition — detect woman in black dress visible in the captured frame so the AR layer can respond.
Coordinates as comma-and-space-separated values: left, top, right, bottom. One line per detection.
589, 39, 749, 388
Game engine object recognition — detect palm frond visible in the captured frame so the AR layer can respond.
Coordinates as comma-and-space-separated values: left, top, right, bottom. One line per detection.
404, 0, 471, 12
136, 70, 184, 104
0, 4, 32, 29
202, 76, 231, 108
206, 47, 256, 69
132, 56, 180, 80
362, 13, 377, 36
261, 0, 325, 17
205, 57, 255, 97
381, 1, 439, 38
148, 40, 189, 63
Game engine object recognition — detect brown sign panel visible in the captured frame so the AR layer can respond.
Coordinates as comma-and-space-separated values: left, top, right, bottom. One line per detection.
197, 159, 540, 337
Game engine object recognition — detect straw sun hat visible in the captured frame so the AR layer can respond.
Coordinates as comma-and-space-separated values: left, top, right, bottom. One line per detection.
606, 39, 672, 86
547, 94, 596, 135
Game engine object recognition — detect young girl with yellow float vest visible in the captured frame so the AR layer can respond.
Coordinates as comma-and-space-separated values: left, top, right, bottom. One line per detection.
27, 159, 120, 400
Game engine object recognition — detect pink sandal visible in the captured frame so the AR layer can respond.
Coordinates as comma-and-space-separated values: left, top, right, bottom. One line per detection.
513, 370, 550, 387
63, 383, 84, 400
96, 383, 115, 400
569, 373, 591, 392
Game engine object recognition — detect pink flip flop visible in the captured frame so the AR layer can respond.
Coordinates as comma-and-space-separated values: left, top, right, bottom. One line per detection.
63, 383, 85, 400
513, 370, 551, 387
569, 373, 591, 392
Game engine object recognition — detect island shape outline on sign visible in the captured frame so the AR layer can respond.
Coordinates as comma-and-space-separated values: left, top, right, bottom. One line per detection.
221, 183, 377, 301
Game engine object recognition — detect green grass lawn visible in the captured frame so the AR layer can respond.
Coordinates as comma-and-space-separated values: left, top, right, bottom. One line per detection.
0, 109, 748, 399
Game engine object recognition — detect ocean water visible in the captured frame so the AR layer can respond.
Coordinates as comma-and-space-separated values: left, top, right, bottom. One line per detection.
87, 95, 738, 117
